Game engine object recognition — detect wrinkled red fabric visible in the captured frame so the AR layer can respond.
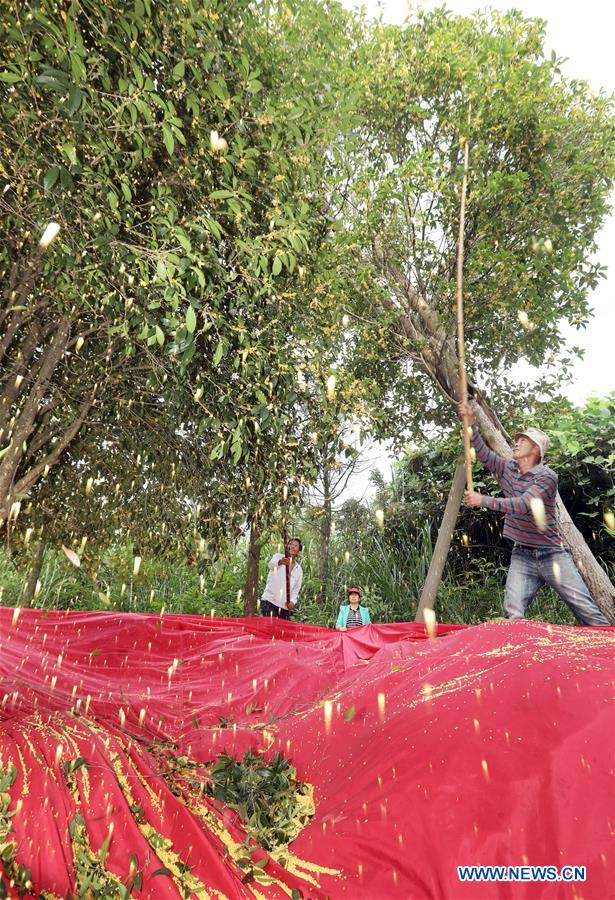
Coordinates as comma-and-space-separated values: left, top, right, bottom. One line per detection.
0, 608, 613, 898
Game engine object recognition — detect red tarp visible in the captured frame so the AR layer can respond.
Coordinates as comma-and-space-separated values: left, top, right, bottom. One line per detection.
0, 608, 613, 898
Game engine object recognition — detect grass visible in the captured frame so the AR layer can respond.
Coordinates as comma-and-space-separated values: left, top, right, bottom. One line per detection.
1, 536, 577, 628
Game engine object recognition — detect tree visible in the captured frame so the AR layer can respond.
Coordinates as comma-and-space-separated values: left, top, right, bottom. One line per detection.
333, 9, 615, 616
0, 0, 360, 561
304, 428, 371, 604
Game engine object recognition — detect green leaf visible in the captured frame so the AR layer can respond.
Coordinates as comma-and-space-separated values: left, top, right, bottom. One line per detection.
65, 757, 88, 774
130, 60, 144, 88
272, 256, 282, 277
213, 340, 224, 366
209, 189, 235, 200
67, 83, 83, 113
162, 123, 174, 156
172, 60, 185, 80
70, 53, 86, 84
43, 167, 60, 191
99, 834, 110, 866
176, 231, 191, 253
62, 142, 78, 166
185, 305, 197, 334
0, 71, 21, 84
59, 167, 74, 190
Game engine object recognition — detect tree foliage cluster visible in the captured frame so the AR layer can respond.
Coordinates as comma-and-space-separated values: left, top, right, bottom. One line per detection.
0, 0, 372, 568
337, 8, 615, 424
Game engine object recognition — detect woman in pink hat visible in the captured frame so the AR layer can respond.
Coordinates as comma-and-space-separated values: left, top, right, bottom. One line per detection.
336, 586, 371, 631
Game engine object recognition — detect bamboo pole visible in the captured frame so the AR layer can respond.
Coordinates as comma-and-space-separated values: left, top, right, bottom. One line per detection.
455, 108, 473, 491
282, 518, 291, 609
414, 110, 474, 620
414, 460, 466, 621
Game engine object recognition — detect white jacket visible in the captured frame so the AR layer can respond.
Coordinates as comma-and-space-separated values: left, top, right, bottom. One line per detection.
261, 553, 303, 608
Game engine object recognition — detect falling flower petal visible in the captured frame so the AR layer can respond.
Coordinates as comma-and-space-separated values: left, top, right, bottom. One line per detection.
529, 497, 547, 532
61, 545, 81, 568
423, 608, 437, 639
210, 130, 228, 153
39, 222, 61, 249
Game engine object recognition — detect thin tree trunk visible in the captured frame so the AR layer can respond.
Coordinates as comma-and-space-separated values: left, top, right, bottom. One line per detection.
0, 319, 82, 523
0, 323, 42, 428
0, 318, 71, 514
243, 518, 262, 616
317, 467, 332, 604
415, 459, 466, 621
22, 541, 45, 607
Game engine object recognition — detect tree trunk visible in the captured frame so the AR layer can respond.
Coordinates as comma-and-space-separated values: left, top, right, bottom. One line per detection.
243, 518, 262, 616
415, 459, 466, 621
0, 317, 71, 521
22, 541, 45, 607
317, 467, 332, 604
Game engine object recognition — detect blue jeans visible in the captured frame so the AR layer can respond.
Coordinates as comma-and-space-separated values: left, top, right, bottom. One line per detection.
505, 545, 609, 626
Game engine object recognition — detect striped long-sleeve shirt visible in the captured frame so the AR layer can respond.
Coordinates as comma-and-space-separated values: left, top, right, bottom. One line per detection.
470, 427, 563, 548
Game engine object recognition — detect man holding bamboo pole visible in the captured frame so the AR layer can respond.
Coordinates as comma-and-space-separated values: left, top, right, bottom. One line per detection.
260, 538, 303, 619
457, 401, 609, 626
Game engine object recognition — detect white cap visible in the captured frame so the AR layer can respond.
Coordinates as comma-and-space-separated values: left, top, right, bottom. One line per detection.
514, 427, 549, 461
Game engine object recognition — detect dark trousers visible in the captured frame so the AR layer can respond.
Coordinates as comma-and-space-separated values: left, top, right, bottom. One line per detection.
260, 599, 290, 620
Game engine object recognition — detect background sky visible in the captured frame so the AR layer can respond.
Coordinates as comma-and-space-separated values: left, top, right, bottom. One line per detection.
340, 0, 614, 498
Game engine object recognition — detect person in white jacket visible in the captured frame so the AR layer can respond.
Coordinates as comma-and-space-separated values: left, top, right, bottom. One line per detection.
260, 538, 303, 619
